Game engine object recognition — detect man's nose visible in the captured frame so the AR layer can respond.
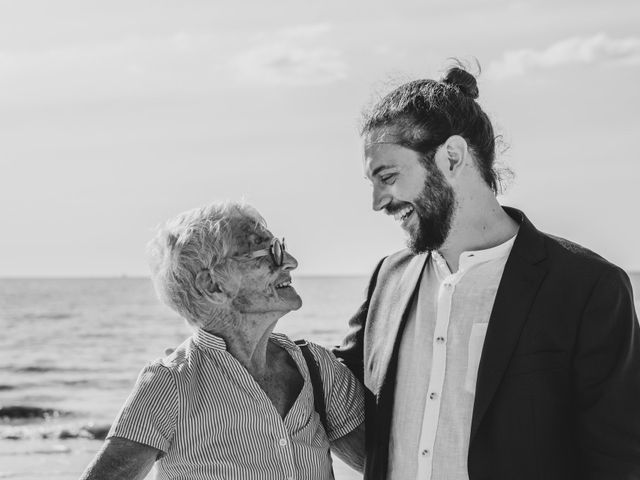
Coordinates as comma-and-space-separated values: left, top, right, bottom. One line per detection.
372, 184, 391, 212
281, 251, 298, 270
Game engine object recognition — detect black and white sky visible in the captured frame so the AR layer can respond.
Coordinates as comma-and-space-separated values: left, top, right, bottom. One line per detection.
1, 0, 639, 276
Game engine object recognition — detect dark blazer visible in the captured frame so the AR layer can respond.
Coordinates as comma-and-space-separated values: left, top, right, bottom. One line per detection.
334, 207, 640, 480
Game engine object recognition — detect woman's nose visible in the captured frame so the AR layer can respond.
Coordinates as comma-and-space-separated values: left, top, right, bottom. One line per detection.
281, 250, 298, 270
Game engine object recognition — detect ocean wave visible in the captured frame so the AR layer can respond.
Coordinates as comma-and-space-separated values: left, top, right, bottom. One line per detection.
60, 379, 92, 386
0, 377, 124, 394
5, 365, 93, 374
0, 406, 68, 420
15, 366, 57, 374
0, 422, 110, 441
24, 312, 74, 320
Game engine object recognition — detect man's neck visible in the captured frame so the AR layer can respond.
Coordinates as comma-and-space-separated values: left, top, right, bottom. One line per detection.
437, 197, 518, 273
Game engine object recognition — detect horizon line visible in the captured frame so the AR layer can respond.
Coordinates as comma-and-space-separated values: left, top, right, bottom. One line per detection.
2, 270, 640, 280
0, 273, 371, 280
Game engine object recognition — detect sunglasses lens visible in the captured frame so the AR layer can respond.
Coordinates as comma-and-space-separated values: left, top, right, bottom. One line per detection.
272, 239, 283, 266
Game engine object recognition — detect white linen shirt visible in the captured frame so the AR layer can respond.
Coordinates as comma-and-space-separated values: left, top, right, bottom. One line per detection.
107, 329, 364, 480
388, 235, 516, 480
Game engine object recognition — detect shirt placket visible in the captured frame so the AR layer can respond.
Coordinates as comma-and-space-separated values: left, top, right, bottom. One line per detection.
276, 426, 296, 480
222, 348, 298, 480
416, 265, 461, 480
279, 356, 313, 480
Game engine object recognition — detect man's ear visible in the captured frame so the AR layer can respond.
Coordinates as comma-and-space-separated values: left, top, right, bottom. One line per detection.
195, 270, 228, 304
443, 135, 469, 175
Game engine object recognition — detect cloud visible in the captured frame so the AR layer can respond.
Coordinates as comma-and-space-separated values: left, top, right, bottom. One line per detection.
0, 33, 229, 106
232, 24, 347, 87
0, 26, 347, 106
278, 24, 333, 41
487, 33, 640, 79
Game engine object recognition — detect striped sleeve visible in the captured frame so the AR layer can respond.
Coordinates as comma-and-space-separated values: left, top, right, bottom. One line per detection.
107, 362, 178, 453
309, 343, 365, 441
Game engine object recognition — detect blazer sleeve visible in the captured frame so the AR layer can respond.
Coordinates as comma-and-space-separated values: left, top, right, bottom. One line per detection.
333, 257, 386, 383
573, 266, 640, 478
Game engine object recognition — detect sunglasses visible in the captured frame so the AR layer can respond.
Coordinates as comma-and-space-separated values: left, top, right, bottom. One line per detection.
233, 237, 287, 266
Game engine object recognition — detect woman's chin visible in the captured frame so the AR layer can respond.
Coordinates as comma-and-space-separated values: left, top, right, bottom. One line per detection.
282, 292, 302, 311
290, 296, 302, 311
276, 286, 302, 310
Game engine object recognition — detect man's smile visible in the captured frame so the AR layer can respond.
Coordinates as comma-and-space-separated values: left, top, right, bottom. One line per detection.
393, 205, 414, 223
386, 204, 416, 228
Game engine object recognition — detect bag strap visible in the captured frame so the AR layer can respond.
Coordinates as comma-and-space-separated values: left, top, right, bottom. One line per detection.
294, 339, 328, 430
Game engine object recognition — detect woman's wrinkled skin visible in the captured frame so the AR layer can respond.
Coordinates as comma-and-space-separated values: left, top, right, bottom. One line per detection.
227, 216, 301, 314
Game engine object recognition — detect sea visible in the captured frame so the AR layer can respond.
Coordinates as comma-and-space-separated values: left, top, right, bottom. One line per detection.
0, 276, 370, 480
1, 273, 639, 480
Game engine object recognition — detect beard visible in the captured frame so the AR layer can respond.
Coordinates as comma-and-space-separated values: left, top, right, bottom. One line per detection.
407, 163, 456, 254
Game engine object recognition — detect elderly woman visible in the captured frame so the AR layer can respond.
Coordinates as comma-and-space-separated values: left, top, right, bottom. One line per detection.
80, 202, 364, 479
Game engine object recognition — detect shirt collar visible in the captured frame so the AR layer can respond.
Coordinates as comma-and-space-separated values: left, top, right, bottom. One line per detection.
193, 328, 228, 351
432, 231, 518, 274
192, 329, 295, 353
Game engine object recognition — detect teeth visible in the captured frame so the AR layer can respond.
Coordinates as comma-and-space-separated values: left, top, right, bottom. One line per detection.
276, 281, 291, 289
393, 206, 414, 221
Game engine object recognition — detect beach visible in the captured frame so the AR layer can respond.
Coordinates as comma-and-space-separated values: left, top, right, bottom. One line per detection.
0, 438, 359, 480
0, 276, 368, 480
2, 273, 639, 479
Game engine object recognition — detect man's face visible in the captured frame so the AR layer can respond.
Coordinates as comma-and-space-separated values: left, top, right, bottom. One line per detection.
226, 217, 302, 314
364, 134, 456, 253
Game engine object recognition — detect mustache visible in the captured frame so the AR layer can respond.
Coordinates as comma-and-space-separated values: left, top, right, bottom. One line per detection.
384, 202, 413, 216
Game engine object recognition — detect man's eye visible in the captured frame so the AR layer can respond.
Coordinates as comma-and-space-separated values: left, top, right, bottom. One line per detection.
380, 174, 396, 185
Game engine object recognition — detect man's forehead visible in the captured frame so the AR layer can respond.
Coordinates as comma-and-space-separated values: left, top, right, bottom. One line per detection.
364, 136, 415, 173
364, 127, 406, 150
363, 126, 417, 167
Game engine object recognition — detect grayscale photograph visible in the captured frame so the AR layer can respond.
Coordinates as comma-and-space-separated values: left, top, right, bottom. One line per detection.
1, 1, 639, 479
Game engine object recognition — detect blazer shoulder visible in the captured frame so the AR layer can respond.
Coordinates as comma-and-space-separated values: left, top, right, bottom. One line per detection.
542, 231, 626, 281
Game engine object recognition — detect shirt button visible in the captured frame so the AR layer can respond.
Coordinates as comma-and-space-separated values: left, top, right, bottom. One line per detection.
279, 438, 287, 447
421, 449, 430, 456
436, 336, 446, 344
429, 392, 439, 400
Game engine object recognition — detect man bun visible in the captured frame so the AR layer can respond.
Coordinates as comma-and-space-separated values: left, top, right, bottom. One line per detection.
441, 67, 479, 100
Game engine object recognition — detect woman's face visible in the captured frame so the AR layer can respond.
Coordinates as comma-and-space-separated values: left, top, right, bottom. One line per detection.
226, 217, 302, 315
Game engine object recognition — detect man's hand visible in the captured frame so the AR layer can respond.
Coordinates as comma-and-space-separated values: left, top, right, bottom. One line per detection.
79, 436, 159, 480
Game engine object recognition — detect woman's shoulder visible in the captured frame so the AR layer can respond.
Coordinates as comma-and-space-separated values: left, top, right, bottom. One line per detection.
152, 336, 198, 374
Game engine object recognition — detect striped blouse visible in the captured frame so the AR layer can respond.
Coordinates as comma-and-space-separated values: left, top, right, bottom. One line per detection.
107, 328, 364, 480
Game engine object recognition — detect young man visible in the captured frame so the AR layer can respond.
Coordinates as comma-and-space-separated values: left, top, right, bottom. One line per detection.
334, 65, 640, 479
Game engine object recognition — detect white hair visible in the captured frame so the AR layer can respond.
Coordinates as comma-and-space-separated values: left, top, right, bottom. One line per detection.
147, 201, 266, 327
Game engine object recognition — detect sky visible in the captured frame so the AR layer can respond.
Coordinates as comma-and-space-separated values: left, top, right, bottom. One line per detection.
1, 0, 639, 277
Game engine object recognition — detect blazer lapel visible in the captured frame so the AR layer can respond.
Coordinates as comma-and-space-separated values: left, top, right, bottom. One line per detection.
372, 252, 428, 395
470, 208, 548, 442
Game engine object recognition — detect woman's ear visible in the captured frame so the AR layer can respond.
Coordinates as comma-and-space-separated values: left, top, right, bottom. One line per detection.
195, 270, 228, 304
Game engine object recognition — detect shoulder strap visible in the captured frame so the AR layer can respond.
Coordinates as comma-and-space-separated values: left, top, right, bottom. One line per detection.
294, 340, 328, 430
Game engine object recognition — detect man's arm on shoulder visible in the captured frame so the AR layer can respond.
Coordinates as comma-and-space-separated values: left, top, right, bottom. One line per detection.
79, 437, 159, 480
331, 421, 365, 472
573, 266, 640, 478
332, 257, 386, 382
